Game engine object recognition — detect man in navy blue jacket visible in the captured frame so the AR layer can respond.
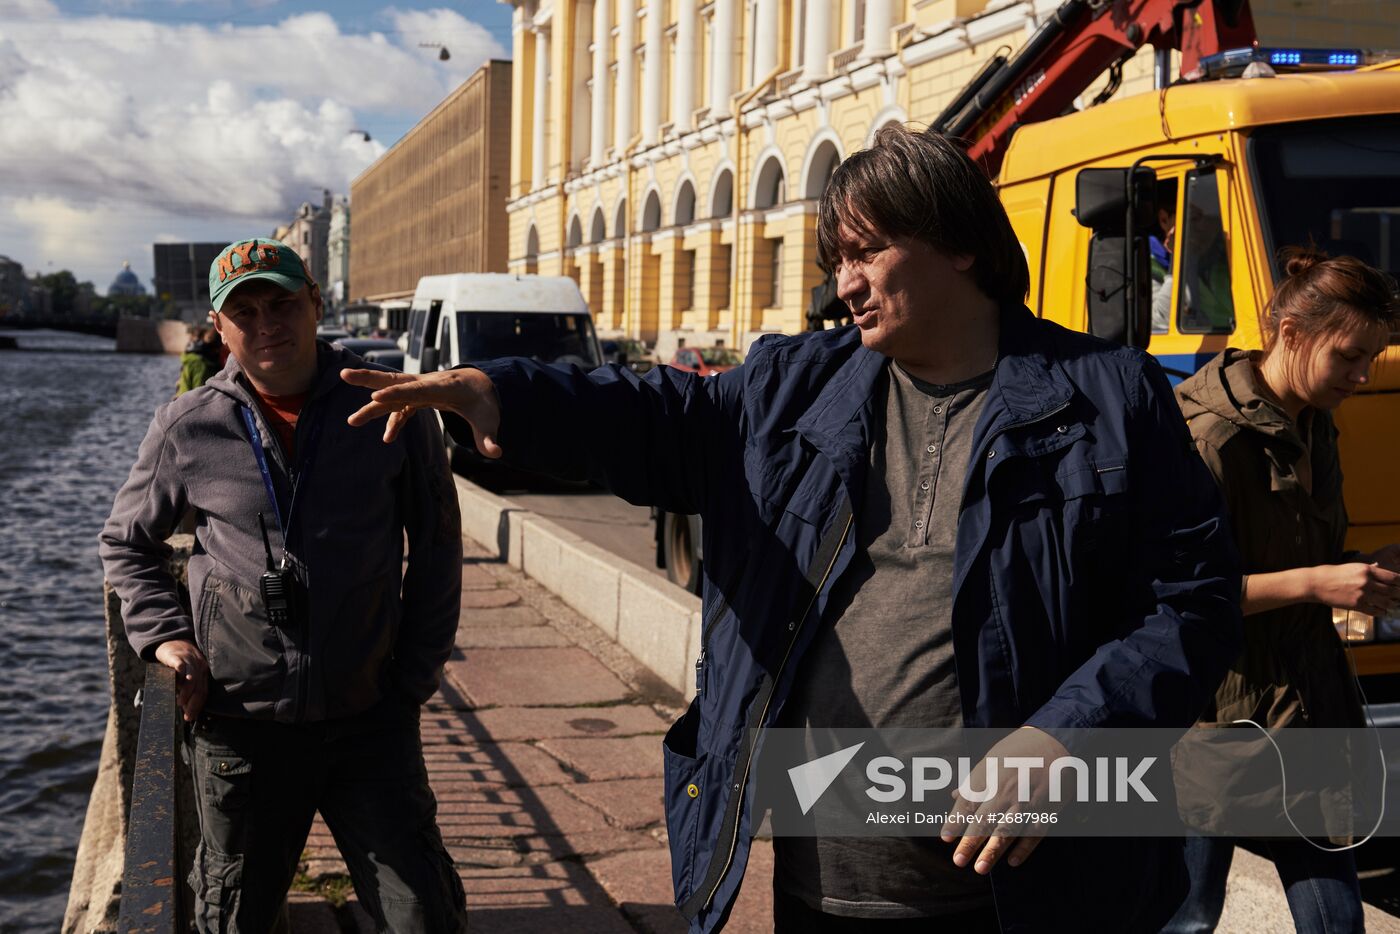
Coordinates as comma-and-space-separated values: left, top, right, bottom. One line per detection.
344, 125, 1241, 932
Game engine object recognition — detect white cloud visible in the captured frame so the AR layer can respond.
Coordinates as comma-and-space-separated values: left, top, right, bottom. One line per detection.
0, 1, 58, 19
0, 5, 507, 290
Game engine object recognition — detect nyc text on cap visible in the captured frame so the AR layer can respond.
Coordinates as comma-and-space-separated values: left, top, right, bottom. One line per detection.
209, 239, 311, 311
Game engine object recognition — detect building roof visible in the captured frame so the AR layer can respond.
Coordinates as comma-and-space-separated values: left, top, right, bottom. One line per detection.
109, 261, 146, 296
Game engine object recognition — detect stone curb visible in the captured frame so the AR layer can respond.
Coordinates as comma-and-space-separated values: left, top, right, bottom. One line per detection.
454, 476, 702, 699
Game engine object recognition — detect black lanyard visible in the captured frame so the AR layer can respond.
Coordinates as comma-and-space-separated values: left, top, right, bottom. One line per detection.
240, 403, 322, 561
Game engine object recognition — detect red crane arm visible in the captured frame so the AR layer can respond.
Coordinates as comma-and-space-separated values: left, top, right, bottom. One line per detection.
946, 0, 1256, 177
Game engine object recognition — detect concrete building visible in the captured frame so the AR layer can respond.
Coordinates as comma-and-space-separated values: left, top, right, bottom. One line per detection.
349, 61, 512, 303
277, 192, 334, 294
154, 242, 225, 319
502, 0, 1400, 359
327, 195, 351, 307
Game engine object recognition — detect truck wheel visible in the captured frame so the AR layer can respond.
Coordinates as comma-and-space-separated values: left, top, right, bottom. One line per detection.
663, 512, 702, 594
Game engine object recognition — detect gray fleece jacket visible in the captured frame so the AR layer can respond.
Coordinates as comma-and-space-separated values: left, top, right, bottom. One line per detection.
100, 341, 462, 722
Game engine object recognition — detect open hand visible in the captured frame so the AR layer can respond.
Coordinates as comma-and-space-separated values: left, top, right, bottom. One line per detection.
341, 367, 503, 455
940, 727, 1069, 874
153, 639, 209, 723
1310, 562, 1400, 618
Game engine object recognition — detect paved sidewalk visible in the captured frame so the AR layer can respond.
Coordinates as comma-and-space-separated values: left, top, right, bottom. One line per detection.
289, 537, 774, 933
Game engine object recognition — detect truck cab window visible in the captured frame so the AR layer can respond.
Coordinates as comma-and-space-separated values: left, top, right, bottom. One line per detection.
1150, 177, 1179, 335
424, 300, 443, 349
1177, 170, 1235, 335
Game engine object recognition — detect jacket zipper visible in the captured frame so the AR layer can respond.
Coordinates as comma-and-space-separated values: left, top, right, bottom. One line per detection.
696, 400, 1072, 915
290, 401, 313, 724
696, 509, 853, 914
249, 389, 315, 723
694, 593, 731, 696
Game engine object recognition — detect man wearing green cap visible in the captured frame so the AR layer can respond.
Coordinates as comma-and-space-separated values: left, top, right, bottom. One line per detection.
100, 239, 469, 932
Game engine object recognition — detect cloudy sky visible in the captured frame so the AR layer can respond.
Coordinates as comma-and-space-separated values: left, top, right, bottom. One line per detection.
0, 1, 513, 293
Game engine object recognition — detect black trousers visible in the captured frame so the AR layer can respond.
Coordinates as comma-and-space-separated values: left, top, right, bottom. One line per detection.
772, 882, 1001, 933
185, 697, 467, 933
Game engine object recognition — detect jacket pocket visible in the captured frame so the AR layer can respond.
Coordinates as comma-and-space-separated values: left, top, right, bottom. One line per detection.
662, 698, 707, 904
199, 749, 253, 810
200, 575, 287, 703
190, 843, 244, 930
321, 570, 398, 718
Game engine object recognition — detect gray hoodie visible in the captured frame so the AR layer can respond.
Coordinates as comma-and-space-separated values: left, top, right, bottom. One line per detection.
100, 342, 462, 722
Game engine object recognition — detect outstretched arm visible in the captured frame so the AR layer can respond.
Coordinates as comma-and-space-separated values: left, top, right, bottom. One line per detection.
344, 362, 745, 516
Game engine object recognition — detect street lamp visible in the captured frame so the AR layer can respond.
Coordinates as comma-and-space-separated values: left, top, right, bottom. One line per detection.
347, 129, 372, 142
418, 42, 450, 61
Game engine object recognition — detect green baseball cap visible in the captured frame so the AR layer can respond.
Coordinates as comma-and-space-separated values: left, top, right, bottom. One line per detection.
208, 238, 312, 311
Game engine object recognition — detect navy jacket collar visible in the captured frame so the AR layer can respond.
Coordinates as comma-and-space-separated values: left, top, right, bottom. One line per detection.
794, 305, 1076, 468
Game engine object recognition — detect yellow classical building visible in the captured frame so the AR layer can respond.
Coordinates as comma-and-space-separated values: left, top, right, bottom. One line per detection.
501, 0, 1400, 358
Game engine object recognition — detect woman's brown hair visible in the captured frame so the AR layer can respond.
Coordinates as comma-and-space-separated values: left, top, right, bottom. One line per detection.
1263, 247, 1399, 354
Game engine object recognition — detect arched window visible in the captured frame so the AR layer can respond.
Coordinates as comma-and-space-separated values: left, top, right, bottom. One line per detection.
567, 215, 583, 249
710, 169, 734, 218
804, 140, 841, 200
641, 190, 662, 232
754, 156, 786, 210
590, 207, 607, 243
614, 199, 628, 239
674, 180, 697, 227
524, 225, 540, 274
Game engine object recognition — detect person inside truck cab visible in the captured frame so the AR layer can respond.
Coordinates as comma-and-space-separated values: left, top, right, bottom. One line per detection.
1151, 187, 1177, 334
340, 124, 1243, 933
1168, 248, 1400, 934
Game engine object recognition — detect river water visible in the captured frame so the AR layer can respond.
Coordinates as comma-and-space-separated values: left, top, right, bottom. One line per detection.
0, 330, 178, 932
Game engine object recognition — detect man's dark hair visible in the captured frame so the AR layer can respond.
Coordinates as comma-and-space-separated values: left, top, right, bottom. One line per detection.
816, 124, 1030, 307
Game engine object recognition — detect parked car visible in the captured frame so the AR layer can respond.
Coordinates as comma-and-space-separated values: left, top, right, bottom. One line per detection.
668, 346, 743, 377
316, 326, 351, 342
362, 348, 404, 371
602, 338, 655, 373
402, 273, 602, 375
334, 337, 400, 358
403, 273, 603, 472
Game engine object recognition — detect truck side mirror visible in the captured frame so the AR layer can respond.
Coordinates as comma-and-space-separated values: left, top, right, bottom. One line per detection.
1075, 167, 1157, 350
420, 346, 440, 373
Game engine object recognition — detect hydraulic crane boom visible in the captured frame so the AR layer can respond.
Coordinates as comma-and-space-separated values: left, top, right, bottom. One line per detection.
933, 0, 1257, 177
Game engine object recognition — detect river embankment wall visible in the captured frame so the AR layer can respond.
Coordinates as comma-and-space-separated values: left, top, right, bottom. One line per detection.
453, 476, 702, 700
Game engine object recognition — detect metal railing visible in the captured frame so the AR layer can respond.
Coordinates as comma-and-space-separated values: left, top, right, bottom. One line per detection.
118, 664, 182, 933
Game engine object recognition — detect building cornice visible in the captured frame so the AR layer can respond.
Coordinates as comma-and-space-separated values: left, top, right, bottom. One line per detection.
506, 183, 565, 214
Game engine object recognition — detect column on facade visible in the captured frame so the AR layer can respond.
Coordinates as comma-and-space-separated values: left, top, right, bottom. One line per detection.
753, 0, 779, 82
862, 0, 893, 59
578, 246, 601, 314
615, 0, 636, 151
674, 0, 696, 131
656, 232, 685, 334
603, 239, 626, 331
803, 0, 832, 83
591, 0, 611, 166
532, 25, 550, 188
641, 0, 664, 144
710, 0, 735, 116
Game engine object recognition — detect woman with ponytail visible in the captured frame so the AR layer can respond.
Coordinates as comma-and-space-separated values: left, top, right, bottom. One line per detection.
1165, 249, 1400, 933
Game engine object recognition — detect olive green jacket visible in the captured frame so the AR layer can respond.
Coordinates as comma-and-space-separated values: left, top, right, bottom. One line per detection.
1175, 348, 1363, 731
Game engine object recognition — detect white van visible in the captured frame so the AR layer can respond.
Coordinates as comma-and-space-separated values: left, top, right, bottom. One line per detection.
402, 273, 603, 375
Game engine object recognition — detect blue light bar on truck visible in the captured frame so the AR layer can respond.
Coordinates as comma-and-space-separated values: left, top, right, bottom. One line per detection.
1199, 46, 1367, 79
